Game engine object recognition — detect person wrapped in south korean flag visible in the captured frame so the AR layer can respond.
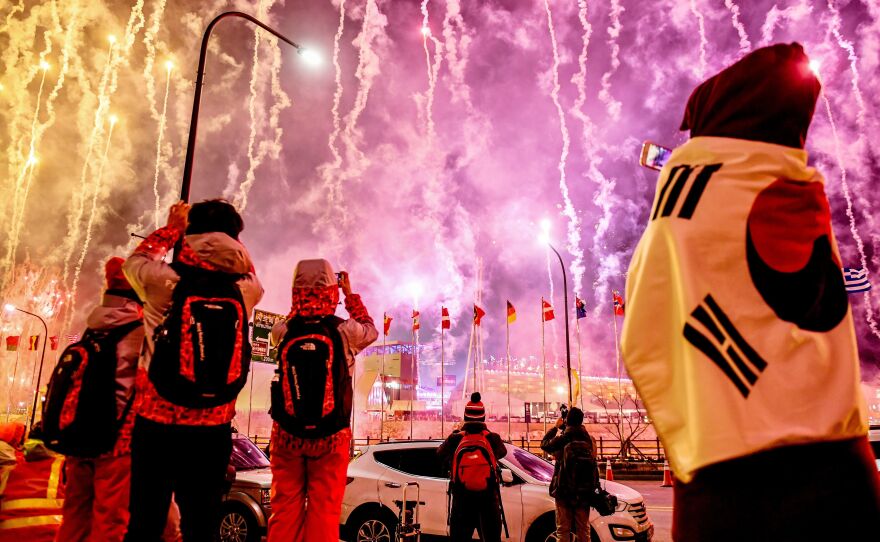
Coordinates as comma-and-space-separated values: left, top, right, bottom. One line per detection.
621, 43, 880, 541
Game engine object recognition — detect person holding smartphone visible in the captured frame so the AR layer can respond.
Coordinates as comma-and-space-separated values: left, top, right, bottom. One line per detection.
266, 260, 377, 542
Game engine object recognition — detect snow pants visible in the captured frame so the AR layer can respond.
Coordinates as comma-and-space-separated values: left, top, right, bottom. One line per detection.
56, 455, 131, 542
266, 431, 350, 542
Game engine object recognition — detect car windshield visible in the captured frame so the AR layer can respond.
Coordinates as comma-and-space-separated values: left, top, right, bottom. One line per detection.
230, 436, 270, 470
503, 446, 553, 482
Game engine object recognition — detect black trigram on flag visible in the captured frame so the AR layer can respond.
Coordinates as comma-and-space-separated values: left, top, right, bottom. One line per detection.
652, 163, 723, 221
683, 294, 768, 398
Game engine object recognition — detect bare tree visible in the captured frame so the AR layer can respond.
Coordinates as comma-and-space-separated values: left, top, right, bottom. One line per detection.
589, 383, 651, 460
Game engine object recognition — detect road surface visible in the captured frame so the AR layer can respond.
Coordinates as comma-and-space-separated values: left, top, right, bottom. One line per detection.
625, 481, 673, 542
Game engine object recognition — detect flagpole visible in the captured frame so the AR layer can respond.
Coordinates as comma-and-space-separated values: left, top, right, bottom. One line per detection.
380, 313, 386, 442
576, 314, 584, 409
462, 322, 474, 401
440, 322, 445, 437
612, 293, 623, 445
506, 310, 511, 440
410, 323, 416, 440
541, 298, 547, 435
472, 320, 477, 392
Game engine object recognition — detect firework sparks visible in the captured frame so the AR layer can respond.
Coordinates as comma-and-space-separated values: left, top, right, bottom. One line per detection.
67, 114, 118, 331
690, 0, 709, 78
598, 0, 624, 121
724, 0, 752, 55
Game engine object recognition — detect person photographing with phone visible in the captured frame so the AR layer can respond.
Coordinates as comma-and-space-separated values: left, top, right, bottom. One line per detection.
266, 260, 377, 542
541, 406, 597, 542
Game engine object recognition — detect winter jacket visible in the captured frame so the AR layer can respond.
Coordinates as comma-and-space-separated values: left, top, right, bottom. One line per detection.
82, 291, 144, 457
123, 225, 263, 426
437, 421, 508, 494
541, 424, 593, 499
269, 259, 377, 455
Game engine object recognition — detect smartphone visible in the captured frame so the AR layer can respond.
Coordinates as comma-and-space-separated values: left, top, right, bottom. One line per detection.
336, 272, 343, 287
560, 404, 569, 420
639, 141, 673, 171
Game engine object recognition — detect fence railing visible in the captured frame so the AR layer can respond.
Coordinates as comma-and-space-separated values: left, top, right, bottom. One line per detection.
248, 434, 665, 463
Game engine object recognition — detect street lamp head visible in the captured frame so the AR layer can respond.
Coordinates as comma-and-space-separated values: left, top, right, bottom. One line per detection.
297, 47, 322, 67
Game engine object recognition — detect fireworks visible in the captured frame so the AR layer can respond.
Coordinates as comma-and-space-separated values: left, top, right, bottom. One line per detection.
1, 0, 879, 377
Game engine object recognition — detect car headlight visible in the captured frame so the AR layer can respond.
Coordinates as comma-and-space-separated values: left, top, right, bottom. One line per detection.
261, 488, 272, 506
615, 500, 628, 512
610, 525, 636, 540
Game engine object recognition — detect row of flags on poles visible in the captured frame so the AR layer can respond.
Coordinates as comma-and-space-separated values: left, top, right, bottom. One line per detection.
2, 335, 66, 351
381, 291, 627, 335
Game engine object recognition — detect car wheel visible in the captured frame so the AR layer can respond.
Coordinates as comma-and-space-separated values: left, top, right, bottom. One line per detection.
348, 508, 397, 542
219, 503, 259, 542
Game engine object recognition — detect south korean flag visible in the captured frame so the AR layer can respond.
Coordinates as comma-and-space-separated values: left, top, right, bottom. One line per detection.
621, 136, 868, 483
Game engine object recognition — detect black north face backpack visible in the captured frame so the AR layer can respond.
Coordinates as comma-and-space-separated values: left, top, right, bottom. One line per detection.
558, 438, 600, 505
149, 263, 251, 408
41, 320, 142, 457
270, 315, 351, 438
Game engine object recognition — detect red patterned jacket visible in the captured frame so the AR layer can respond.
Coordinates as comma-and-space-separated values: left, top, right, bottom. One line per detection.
123, 226, 263, 426
269, 259, 377, 454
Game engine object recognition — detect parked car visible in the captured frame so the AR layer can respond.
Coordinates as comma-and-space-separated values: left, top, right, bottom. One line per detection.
220, 433, 272, 542
340, 439, 654, 542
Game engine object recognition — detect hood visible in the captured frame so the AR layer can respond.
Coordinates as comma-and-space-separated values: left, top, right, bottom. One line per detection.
183, 232, 254, 275
86, 293, 143, 330
289, 259, 339, 318
680, 42, 820, 149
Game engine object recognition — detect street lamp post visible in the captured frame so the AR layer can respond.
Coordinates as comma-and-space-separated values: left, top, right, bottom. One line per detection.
5, 305, 48, 432
179, 11, 306, 204
545, 244, 573, 405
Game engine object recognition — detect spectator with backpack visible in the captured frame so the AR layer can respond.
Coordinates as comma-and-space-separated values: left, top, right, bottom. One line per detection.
437, 392, 507, 542
540, 406, 596, 542
47, 257, 144, 542
122, 200, 263, 541
267, 259, 377, 542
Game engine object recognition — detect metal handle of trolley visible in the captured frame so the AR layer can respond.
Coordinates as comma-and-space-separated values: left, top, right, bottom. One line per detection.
396, 481, 421, 542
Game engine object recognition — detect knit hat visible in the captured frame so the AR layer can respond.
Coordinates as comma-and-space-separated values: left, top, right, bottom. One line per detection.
566, 406, 584, 427
105, 257, 132, 291
464, 392, 486, 422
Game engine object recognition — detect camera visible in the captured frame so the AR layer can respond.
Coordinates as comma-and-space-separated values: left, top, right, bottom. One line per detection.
336, 272, 344, 287
560, 404, 568, 420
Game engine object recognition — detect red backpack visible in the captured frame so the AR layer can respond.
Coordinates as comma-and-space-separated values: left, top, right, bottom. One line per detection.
452, 430, 498, 492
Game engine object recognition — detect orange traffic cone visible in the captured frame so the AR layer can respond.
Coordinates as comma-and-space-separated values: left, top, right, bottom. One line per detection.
661, 460, 674, 487
605, 460, 614, 482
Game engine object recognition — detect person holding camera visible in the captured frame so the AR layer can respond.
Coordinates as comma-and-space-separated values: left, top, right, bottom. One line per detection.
266, 259, 377, 542
541, 406, 596, 542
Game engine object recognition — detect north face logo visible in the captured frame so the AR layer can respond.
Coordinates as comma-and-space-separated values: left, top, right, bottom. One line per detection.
683, 294, 768, 398
300, 343, 316, 351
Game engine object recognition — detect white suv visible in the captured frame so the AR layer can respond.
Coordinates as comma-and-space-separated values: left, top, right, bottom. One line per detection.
341, 440, 654, 542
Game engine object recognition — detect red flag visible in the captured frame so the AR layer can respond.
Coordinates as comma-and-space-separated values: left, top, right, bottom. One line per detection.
28, 335, 39, 350
5, 336, 19, 351
613, 291, 625, 316
473, 305, 486, 326
441, 307, 451, 330
50, 336, 59, 350
412, 310, 420, 331
542, 299, 555, 322
383, 314, 392, 336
